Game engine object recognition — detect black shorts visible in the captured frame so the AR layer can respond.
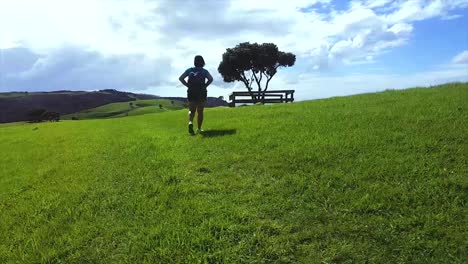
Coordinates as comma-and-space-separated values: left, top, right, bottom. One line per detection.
187, 88, 207, 102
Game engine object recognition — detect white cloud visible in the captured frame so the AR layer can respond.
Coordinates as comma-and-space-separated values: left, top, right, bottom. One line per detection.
0, 0, 157, 54
231, 0, 332, 11
0, 45, 170, 92
441, 14, 463, 20
360, 0, 394, 9
452, 50, 468, 64
384, 0, 468, 23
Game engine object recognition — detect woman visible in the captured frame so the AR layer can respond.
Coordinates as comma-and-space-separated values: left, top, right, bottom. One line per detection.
179, 55, 213, 135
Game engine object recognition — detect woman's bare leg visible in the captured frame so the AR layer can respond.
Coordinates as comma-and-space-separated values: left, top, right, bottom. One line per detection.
197, 102, 205, 130
188, 101, 197, 123
188, 101, 197, 134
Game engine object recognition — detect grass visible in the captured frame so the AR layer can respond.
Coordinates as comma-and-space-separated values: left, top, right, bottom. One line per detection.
62, 99, 185, 120
0, 92, 30, 98
0, 83, 467, 263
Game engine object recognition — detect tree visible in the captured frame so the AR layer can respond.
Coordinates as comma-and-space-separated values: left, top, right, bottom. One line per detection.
27, 109, 47, 122
44, 112, 60, 122
218, 42, 296, 102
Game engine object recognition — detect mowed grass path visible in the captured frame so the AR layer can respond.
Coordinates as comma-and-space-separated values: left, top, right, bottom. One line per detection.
0, 83, 467, 263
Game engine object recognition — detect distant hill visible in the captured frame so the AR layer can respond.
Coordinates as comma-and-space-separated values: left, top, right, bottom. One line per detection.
0, 89, 228, 123
62, 99, 186, 120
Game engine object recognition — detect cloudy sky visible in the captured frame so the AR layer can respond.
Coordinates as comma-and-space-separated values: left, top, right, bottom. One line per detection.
1, 0, 467, 100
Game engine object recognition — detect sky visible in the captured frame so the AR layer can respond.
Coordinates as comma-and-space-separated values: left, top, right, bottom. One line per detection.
0, 0, 467, 100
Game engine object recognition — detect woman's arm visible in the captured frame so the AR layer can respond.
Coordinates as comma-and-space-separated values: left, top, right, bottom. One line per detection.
205, 71, 213, 87
179, 71, 189, 87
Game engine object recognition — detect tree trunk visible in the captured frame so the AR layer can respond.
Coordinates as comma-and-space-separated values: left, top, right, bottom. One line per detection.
262, 72, 276, 102
241, 72, 256, 101
252, 70, 262, 103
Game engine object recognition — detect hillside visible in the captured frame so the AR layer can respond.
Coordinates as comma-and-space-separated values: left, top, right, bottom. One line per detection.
62, 99, 186, 120
0, 90, 228, 123
0, 83, 466, 263
0, 90, 157, 123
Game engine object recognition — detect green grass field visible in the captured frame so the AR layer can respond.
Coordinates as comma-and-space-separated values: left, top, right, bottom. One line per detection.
0, 83, 467, 263
62, 99, 185, 120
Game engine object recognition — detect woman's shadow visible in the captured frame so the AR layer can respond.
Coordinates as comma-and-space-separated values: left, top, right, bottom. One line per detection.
201, 129, 236, 138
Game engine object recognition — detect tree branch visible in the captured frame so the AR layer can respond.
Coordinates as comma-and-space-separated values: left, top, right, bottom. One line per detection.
249, 72, 255, 89
265, 73, 275, 91
241, 71, 256, 100
252, 69, 262, 101
240, 71, 251, 91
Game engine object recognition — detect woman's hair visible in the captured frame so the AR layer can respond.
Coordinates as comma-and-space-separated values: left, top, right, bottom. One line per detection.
194, 55, 205, 67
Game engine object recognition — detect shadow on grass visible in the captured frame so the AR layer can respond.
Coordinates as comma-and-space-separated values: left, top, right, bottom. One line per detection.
201, 129, 237, 138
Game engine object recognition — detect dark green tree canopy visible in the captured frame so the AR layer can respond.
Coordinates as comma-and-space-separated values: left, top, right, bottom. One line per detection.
218, 42, 296, 98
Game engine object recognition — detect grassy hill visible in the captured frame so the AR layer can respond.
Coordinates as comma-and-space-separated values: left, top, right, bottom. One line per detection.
0, 89, 159, 123
0, 90, 228, 123
0, 83, 466, 263
63, 99, 185, 120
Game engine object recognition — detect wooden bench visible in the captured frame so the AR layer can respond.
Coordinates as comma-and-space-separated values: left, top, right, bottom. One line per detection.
228, 90, 295, 107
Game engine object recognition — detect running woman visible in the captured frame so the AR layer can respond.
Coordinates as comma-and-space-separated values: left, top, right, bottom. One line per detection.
178, 55, 213, 135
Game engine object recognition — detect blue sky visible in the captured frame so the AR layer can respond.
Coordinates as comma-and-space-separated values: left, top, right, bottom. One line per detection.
0, 0, 467, 100
377, 13, 468, 74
